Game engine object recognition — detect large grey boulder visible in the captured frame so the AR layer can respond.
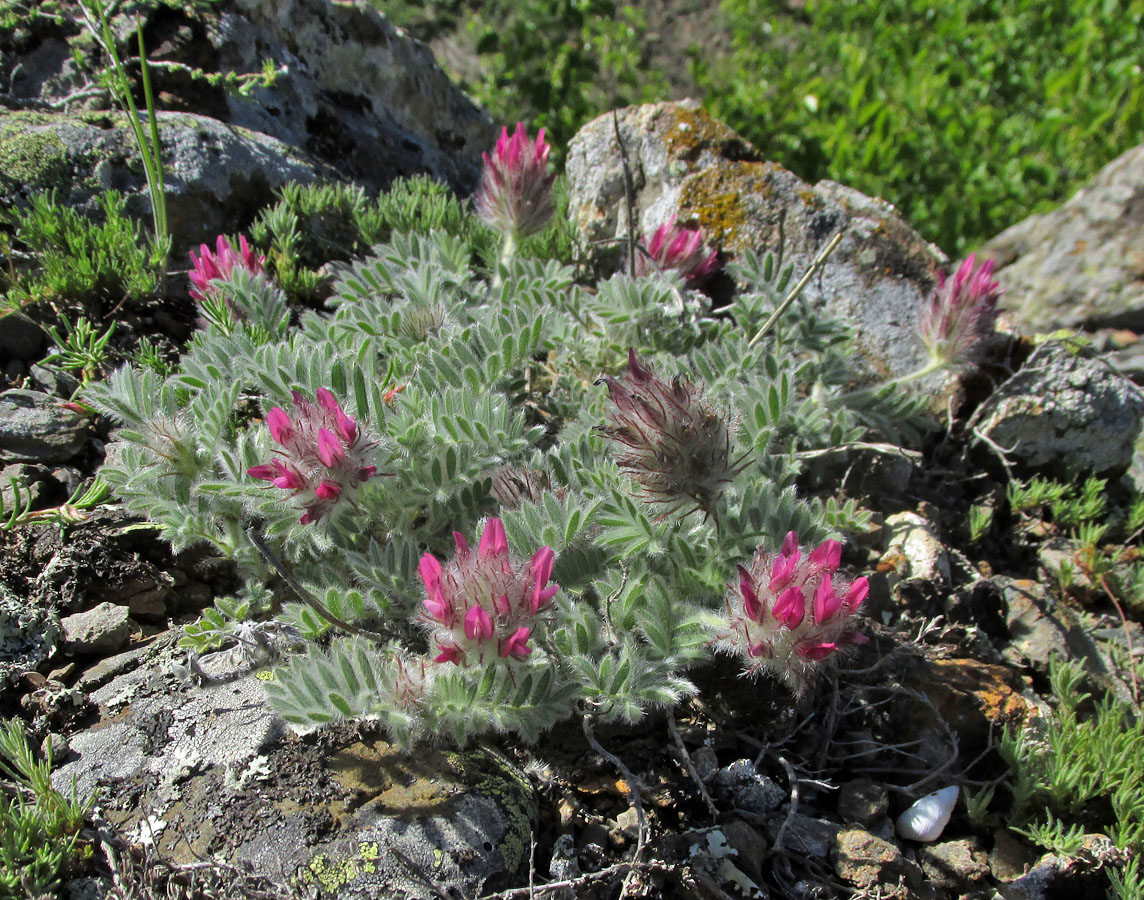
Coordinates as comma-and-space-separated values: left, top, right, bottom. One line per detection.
0, 109, 336, 257
970, 341, 1144, 478
983, 143, 1144, 333
565, 101, 947, 384
2, 0, 494, 198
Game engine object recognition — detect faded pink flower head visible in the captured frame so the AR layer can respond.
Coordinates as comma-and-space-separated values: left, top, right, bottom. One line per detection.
918, 254, 1002, 367
709, 530, 868, 693
475, 122, 556, 240
597, 349, 737, 516
188, 235, 266, 303
635, 215, 721, 285
247, 388, 378, 524
418, 518, 558, 667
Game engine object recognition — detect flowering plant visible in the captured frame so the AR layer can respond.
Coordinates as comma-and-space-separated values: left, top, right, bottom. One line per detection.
87, 134, 972, 748
188, 234, 265, 303
635, 215, 721, 285
917, 253, 1002, 369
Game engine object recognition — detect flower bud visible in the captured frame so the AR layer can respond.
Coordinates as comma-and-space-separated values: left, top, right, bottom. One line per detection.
635, 215, 721, 285
709, 530, 868, 692
247, 388, 378, 524
188, 234, 265, 304
597, 349, 736, 516
475, 122, 556, 241
418, 518, 558, 667
918, 254, 1002, 367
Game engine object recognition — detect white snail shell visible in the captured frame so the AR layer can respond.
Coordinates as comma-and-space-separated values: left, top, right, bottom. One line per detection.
894, 785, 959, 842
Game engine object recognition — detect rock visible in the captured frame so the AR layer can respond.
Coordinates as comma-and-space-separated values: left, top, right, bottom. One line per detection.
996, 576, 1104, 672
565, 101, 947, 386
74, 644, 150, 692
998, 836, 1129, 900
837, 778, 889, 826
970, 341, 1144, 478
1, 0, 494, 219
0, 311, 44, 361
42, 732, 70, 765
769, 814, 840, 858
710, 758, 786, 815
832, 828, 926, 898
918, 838, 989, 891
27, 364, 81, 400
0, 463, 53, 510
0, 586, 60, 689
0, 109, 338, 260
983, 143, 1144, 333
881, 511, 950, 586
59, 601, 130, 655
54, 644, 536, 898
989, 828, 1039, 882
0, 389, 89, 463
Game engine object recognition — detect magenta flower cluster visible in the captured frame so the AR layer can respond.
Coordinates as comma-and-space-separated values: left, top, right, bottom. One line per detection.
711, 531, 869, 691
918, 253, 1002, 367
475, 122, 556, 241
188, 235, 265, 303
419, 518, 558, 667
598, 349, 735, 516
248, 389, 377, 524
635, 215, 721, 285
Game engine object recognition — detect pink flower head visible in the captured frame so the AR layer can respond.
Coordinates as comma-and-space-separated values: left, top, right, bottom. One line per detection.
247, 388, 378, 524
188, 235, 266, 303
475, 122, 556, 240
635, 215, 721, 285
710, 531, 868, 693
417, 518, 558, 667
918, 254, 1002, 367
597, 349, 738, 516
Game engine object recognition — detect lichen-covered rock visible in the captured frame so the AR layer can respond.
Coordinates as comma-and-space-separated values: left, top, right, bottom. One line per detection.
0, 586, 60, 689
0, 109, 335, 259
0, 388, 89, 463
565, 101, 946, 384
1, 0, 494, 199
53, 644, 536, 899
983, 143, 1144, 333
970, 341, 1144, 477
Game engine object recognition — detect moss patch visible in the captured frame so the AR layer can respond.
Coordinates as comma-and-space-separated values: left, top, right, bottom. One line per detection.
0, 113, 69, 197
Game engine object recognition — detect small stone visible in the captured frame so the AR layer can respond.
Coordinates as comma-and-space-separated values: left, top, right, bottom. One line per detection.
881, 511, 950, 585
0, 463, 52, 510
771, 814, 840, 858
711, 759, 786, 815
27, 364, 81, 400
47, 663, 76, 683
75, 645, 149, 691
989, 829, 1039, 882
126, 589, 169, 620
60, 602, 130, 655
0, 311, 44, 361
918, 838, 989, 889
719, 819, 768, 884
691, 745, 718, 781
832, 827, 924, 896
0, 389, 89, 463
42, 732, 70, 765
611, 807, 640, 842
837, 778, 889, 826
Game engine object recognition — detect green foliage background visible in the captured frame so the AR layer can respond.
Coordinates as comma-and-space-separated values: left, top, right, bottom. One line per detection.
382, 0, 1144, 255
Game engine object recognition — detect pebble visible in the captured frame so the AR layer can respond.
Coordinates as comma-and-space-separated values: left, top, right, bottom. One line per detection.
837, 777, 889, 826
711, 759, 786, 815
0, 389, 89, 463
60, 602, 131, 655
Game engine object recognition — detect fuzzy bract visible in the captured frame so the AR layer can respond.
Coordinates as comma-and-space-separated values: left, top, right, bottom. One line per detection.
709, 530, 868, 692
247, 388, 377, 523
188, 235, 266, 303
635, 215, 721, 285
917, 253, 1002, 367
597, 349, 736, 515
418, 518, 558, 667
474, 123, 556, 241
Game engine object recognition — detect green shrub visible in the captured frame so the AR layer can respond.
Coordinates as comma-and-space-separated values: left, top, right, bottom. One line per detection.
1, 191, 166, 311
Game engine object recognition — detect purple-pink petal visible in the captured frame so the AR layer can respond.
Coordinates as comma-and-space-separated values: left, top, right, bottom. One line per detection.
464, 605, 494, 641
479, 518, 509, 559
316, 428, 345, 467
267, 407, 293, 445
